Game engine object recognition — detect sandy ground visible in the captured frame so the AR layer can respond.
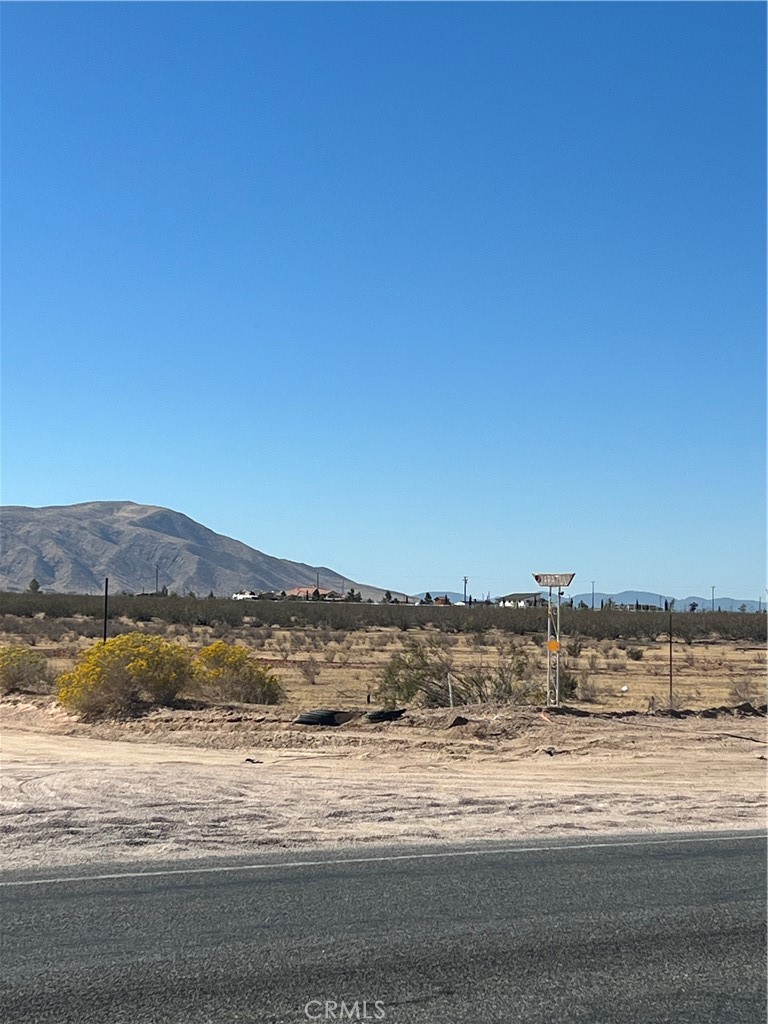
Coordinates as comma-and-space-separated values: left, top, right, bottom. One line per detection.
1, 697, 766, 871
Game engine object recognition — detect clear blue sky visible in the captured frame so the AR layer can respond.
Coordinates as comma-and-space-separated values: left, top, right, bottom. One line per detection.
2, 2, 765, 600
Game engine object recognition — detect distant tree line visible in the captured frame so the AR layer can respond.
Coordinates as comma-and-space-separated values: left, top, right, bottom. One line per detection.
0, 591, 765, 643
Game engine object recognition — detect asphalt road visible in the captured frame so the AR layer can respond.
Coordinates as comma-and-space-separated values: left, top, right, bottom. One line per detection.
1, 831, 765, 1024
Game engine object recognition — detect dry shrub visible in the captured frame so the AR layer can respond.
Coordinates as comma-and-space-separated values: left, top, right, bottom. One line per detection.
366, 634, 389, 652
375, 640, 545, 708
728, 679, 765, 705
566, 636, 583, 658
57, 633, 193, 718
0, 645, 53, 694
193, 641, 284, 704
250, 626, 273, 649
273, 639, 292, 661
577, 673, 601, 703
298, 657, 320, 685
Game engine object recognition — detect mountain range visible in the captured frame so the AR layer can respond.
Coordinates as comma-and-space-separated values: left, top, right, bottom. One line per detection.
0, 502, 392, 600
0, 502, 761, 611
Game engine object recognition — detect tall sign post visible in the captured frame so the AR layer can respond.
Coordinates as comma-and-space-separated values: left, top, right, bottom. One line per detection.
533, 573, 575, 707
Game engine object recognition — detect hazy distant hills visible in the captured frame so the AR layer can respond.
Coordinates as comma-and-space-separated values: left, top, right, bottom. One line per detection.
571, 591, 762, 613
0, 502, 387, 600
416, 588, 762, 612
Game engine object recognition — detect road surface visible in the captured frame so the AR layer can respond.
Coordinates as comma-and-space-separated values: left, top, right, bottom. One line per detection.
2, 831, 765, 1023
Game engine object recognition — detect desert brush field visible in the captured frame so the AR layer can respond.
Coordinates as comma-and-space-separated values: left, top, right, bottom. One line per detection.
1, 602, 765, 871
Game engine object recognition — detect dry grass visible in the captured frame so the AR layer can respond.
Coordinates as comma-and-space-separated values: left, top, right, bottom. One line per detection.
3, 613, 764, 875
0, 617, 764, 714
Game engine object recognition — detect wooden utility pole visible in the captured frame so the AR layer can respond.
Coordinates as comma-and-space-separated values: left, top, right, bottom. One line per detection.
668, 610, 673, 707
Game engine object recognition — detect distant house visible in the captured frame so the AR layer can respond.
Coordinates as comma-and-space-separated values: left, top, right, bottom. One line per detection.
284, 586, 328, 600
283, 586, 345, 601
433, 595, 452, 606
496, 592, 544, 609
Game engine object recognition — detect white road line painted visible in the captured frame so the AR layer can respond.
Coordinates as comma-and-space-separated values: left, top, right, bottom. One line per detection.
1, 831, 764, 888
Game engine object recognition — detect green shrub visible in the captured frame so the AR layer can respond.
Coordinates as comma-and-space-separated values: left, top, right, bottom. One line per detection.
375, 641, 453, 707
556, 665, 579, 700
0, 645, 52, 694
57, 633, 193, 717
193, 641, 284, 704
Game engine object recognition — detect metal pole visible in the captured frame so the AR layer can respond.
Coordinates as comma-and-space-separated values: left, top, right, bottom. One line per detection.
555, 588, 562, 706
463, 576, 468, 604
103, 577, 109, 644
591, 581, 595, 610
546, 586, 553, 706
668, 610, 673, 707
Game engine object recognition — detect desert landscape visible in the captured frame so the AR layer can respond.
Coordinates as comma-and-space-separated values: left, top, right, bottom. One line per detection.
1, 608, 765, 873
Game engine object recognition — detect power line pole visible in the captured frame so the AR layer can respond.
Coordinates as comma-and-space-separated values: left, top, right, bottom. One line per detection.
591, 581, 595, 610
463, 576, 468, 604
103, 577, 109, 644
711, 586, 715, 612
668, 609, 673, 708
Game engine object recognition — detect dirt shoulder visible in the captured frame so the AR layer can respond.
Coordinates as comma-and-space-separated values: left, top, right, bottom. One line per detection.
1, 698, 765, 871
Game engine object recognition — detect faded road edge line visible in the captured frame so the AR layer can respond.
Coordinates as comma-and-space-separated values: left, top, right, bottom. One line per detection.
2, 831, 765, 888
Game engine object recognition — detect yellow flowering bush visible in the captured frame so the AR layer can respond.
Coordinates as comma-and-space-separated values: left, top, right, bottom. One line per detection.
193, 641, 284, 704
57, 632, 192, 718
0, 645, 52, 694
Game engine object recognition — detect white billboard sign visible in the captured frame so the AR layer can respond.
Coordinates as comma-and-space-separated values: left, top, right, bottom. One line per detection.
533, 572, 575, 588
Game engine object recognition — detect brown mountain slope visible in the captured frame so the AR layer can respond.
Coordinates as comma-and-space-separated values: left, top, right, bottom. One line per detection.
0, 502, 382, 598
